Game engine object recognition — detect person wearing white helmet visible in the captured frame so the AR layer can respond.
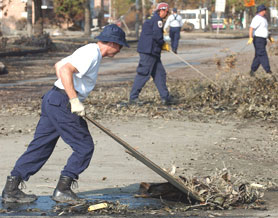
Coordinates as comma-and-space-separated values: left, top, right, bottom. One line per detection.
129, 2, 175, 105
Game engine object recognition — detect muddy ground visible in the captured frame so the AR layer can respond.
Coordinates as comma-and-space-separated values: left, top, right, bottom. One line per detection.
0, 32, 278, 217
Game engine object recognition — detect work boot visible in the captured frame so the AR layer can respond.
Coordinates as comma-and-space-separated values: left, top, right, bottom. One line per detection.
161, 96, 177, 105
249, 70, 255, 77
2, 176, 37, 203
129, 98, 143, 106
52, 175, 86, 204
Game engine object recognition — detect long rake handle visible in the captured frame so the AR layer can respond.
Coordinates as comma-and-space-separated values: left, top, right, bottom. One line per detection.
85, 115, 204, 202
170, 50, 220, 88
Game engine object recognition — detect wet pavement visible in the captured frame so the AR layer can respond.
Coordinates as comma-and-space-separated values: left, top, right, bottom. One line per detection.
0, 193, 162, 216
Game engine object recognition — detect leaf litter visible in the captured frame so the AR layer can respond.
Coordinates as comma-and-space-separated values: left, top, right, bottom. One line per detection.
1, 61, 278, 213
83, 72, 278, 122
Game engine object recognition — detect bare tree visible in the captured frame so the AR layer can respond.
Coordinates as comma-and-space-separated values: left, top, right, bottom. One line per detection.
98, 0, 104, 29
84, 0, 91, 36
142, 0, 146, 23
27, 0, 32, 36
34, 0, 43, 35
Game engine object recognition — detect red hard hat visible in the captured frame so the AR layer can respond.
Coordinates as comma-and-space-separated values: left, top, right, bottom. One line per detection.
156, 2, 169, 11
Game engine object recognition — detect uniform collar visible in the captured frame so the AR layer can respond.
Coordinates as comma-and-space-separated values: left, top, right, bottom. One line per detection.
154, 12, 162, 20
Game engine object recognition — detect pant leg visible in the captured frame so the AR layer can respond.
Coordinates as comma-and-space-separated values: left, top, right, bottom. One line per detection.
11, 88, 94, 181
130, 53, 156, 100
251, 37, 270, 72
43, 89, 94, 179
11, 91, 60, 181
256, 37, 270, 72
172, 27, 181, 51
169, 28, 175, 51
151, 58, 169, 100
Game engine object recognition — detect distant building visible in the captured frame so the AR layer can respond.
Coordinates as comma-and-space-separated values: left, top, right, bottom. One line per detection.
0, 0, 28, 34
0, 0, 109, 35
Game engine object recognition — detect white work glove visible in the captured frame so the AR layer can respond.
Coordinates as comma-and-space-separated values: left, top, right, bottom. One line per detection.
69, 98, 85, 117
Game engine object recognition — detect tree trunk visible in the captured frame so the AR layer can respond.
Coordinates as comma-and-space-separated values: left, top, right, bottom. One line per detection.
84, 0, 91, 36
142, 0, 146, 23
27, 0, 32, 36
98, 0, 104, 29
135, 0, 140, 39
34, 0, 43, 35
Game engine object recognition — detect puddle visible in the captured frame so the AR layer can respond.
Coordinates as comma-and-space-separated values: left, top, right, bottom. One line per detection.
0, 193, 162, 216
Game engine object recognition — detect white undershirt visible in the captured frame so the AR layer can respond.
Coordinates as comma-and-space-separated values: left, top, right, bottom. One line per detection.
250, 15, 269, 38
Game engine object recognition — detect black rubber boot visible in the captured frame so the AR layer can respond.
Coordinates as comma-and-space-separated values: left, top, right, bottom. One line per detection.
52, 175, 86, 204
129, 98, 143, 106
161, 95, 178, 105
1, 176, 37, 203
250, 70, 255, 77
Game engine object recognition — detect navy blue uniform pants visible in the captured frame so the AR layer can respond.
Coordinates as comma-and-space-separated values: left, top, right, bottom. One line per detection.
169, 27, 181, 52
130, 53, 169, 100
11, 87, 94, 181
251, 36, 270, 72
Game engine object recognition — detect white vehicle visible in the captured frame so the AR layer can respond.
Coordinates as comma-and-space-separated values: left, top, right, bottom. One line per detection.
179, 8, 209, 30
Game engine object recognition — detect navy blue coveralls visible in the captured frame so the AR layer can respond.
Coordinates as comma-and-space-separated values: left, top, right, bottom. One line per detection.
11, 87, 94, 181
130, 12, 169, 101
251, 36, 270, 73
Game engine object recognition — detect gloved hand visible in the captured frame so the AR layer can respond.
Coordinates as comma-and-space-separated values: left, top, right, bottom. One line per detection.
247, 37, 253, 45
162, 42, 170, 52
69, 97, 85, 117
269, 37, 275, 43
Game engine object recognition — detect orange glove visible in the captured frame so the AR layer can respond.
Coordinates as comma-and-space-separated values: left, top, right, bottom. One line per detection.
162, 43, 170, 52
269, 37, 275, 43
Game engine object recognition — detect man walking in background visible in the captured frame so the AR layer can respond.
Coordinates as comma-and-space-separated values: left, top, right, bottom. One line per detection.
247, 4, 274, 77
164, 8, 183, 54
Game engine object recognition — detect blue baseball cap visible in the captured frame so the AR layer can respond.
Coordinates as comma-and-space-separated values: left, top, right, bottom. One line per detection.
173, 8, 177, 13
96, 24, 129, 47
257, 4, 267, 13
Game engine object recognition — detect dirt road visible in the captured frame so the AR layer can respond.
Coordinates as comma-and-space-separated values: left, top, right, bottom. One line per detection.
0, 32, 278, 217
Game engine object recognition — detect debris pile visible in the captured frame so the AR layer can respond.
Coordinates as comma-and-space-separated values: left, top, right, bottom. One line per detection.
1, 73, 278, 121
12, 33, 53, 48
85, 74, 278, 120
138, 168, 268, 211
268, 40, 278, 57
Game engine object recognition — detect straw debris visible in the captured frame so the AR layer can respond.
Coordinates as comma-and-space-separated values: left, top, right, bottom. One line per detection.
139, 168, 268, 211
